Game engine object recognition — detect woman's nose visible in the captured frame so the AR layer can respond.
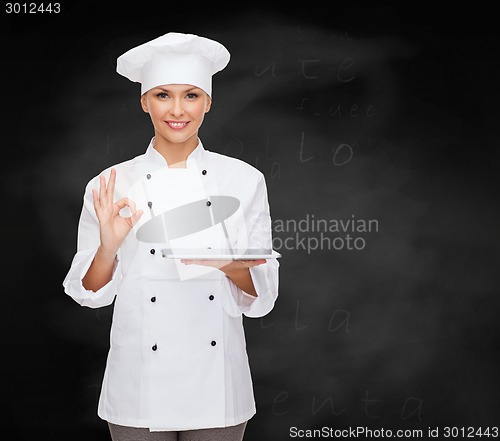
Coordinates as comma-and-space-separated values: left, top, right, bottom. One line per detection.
169, 98, 184, 117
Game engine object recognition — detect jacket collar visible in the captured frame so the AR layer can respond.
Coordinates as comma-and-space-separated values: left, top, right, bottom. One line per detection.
145, 137, 206, 169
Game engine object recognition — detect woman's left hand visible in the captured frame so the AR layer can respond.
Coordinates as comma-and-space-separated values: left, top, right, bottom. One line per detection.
180, 259, 266, 297
180, 258, 266, 274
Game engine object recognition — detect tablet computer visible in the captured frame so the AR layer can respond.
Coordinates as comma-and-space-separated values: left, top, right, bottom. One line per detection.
161, 248, 282, 260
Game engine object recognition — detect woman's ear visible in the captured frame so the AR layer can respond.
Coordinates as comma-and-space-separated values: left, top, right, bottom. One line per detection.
205, 95, 212, 113
140, 93, 149, 113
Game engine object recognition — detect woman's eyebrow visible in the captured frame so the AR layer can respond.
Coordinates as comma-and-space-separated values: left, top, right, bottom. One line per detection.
156, 86, 200, 93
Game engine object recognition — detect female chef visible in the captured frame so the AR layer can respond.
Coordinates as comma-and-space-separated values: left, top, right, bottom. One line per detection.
63, 32, 279, 441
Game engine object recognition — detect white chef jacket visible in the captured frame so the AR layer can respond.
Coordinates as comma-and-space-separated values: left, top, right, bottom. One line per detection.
62, 138, 279, 431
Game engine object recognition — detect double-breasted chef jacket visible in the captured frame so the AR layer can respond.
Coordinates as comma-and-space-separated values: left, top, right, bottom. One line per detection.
63, 138, 280, 431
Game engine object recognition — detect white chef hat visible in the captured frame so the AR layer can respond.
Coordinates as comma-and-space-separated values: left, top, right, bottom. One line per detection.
116, 32, 230, 97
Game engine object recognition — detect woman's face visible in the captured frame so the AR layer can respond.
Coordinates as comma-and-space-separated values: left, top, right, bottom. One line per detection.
140, 84, 211, 146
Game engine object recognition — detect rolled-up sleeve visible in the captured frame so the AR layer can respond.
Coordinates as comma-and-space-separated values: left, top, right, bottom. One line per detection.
220, 175, 279, 318
62, 177, 122, 308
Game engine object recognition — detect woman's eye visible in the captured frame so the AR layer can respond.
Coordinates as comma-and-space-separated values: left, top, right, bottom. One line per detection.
156, 92, 168, 99
186, 93, 198, 99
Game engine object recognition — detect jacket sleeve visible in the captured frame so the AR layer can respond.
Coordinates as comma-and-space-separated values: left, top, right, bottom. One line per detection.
220, 175, 280, 318
62, 176, 122, 308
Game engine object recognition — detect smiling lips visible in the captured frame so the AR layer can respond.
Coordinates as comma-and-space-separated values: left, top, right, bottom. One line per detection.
165, 120, 189, 130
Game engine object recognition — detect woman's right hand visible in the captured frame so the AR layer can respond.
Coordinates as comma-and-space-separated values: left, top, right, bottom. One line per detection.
92, 167, 143, 257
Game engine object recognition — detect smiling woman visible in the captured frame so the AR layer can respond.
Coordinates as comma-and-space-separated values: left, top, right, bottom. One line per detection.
62, 32, 280, 441
140, 84, 212, 167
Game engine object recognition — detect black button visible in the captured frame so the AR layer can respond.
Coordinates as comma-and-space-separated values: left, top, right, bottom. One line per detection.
152, 344, 157, 351
146, 173, 151, 179
202, 169, 207, 175
148, 201, 153, 208
211, 341, 216, 346
151, 297, 156, 302
150, 248, 155, 255
206, 201, 211, 207
209, 295, 214, 301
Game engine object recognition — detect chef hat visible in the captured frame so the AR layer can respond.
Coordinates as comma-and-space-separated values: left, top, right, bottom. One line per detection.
116, 32, 230, 97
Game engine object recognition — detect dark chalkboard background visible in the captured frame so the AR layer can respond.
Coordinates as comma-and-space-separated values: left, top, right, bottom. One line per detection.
3, 3, 500, 439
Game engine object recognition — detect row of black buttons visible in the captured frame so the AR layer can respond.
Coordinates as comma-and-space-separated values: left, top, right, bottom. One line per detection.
147, 200, 211, 211
146, 167, 211, 354
149, 294, 214, 302
151, 340, 217, 351
146, 170, 207, 180
144, 168, 211, 239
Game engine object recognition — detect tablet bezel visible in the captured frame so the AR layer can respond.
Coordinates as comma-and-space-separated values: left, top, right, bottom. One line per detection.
161, 249, 282, 260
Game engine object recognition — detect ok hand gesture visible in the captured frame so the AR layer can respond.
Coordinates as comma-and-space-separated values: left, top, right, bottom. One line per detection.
92, 168, 143, 256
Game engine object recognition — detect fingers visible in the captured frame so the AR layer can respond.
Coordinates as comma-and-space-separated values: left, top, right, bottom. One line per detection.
131, 209, 144, 227
98, 174, 108, 207
92, 188, 99, 208
180, 259, 267, 269
113, 197, 143, 225
93, 169, 142, 224
113, 197, 132, 211
107, 168, 117, 201
180, 259, 228, 270
95, 168, 116, 209
180, 259, 219, 266
128, 197, 137, 214
244, 259, 267, 267
113, 197, 139, 214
